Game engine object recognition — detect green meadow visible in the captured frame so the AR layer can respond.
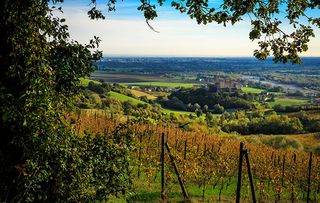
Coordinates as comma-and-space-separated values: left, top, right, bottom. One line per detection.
241, 87, 265, 94
108, 91, 148, 105
268, 97, 309, 107
122, 82, 197, 88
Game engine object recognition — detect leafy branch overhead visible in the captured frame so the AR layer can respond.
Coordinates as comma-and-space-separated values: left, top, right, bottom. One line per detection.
89, 0, 320, 64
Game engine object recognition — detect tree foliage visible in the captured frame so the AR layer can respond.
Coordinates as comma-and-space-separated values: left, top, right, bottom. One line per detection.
0, 0, 131, 202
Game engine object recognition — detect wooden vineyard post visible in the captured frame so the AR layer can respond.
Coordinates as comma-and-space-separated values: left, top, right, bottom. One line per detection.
184, 140, 187, 160
291, 154, 297, 203
137, 133, 143, 178
236, 142, 244, 203
161, 132, 165, 200
244, 149, 257, 203
307, 152, 313, 203
158, 133, 161, 147
281, 154, 286, 187
236, 142, 256, 203
165, 142, 190, 200
175, 138, 178, 150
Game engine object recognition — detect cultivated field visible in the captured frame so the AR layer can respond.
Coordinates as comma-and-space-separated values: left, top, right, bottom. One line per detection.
122, 81, 197, 88
269, 97, 310, 107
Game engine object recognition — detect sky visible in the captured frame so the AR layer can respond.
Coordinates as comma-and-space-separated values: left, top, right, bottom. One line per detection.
58, 0, 320, 57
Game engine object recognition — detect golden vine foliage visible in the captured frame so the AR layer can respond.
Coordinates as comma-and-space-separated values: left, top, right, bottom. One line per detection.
73, 110, 320, 201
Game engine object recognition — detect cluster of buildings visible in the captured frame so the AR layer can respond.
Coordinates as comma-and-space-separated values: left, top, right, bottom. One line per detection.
200, 76, 241, 92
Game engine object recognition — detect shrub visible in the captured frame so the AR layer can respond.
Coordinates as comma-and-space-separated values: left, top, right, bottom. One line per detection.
16, 124, 133, 202
261, 136, 303, 150
88, 81, 105, 94
313, 144, 320, 155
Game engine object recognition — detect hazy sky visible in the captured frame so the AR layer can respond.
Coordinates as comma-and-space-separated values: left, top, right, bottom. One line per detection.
59, 0, 320, 57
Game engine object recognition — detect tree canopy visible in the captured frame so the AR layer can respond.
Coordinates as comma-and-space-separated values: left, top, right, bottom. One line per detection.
0, 1, 128, 202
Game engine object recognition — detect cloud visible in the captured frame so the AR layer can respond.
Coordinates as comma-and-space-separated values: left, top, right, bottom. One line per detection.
57, 5, 320, 57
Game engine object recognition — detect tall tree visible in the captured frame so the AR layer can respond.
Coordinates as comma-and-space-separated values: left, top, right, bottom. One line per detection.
0, 1, 133, 202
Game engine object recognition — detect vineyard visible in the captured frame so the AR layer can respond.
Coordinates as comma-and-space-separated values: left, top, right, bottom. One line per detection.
72, 110, 320, 202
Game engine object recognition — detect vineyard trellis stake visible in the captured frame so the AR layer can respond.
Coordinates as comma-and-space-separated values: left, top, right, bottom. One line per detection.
307, 152, 313, 203
165, 142, 190, 200
236, 142, 256, 203
161, 132, 165, 200
291, 153, 297, 203
160, 132, 190, 201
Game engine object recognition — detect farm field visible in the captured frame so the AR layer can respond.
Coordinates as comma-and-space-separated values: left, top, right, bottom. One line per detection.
130, 89, 157, 100
241, 87, 285, 95
241, 87, 265, 94
268, 97, 310, 107
122, 81, 197, 88
91, 72, 163, 83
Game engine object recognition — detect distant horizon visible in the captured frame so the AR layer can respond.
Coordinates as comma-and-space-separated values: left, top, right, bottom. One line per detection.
102, 55, 320, 58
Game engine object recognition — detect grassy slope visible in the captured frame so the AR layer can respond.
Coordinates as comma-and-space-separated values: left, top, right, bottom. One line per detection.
122, 82, 196, 88
108, 91, 147, 105
79, 78, 101, 87
108, 91, 200, 117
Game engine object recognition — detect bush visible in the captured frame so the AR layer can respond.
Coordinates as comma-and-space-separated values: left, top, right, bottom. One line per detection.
261, 136, 303, 150
14, 124, 133, 202
244, 136, 262, 144
306, 120, 320, 132
88, 81, 105, 94
89, 93, 102, 107
313, 144, 320, 155
213, 104, 224, 114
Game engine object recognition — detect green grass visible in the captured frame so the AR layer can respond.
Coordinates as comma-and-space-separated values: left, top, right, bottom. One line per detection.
108, 91, 148, 105
122, 82, 196, 88
109, 172, 246, 202
79, 78, 101, 87
241, 87, 265, 94
241, 87, 285, 95
162, 109, 194, 116
268, 97, 309, 107
269, 91, 285, 95
162, 109, 221, 120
